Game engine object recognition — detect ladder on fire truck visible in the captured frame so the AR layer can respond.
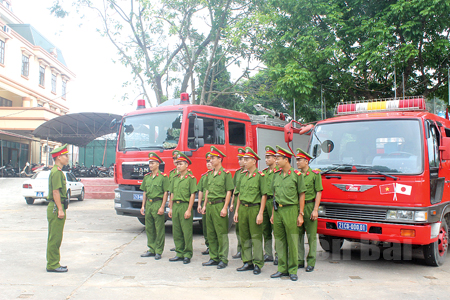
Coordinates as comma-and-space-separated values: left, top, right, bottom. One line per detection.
248, 104, 291, 127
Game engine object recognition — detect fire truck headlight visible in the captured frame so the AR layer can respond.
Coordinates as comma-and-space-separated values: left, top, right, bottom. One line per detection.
318, 205, 325, 216
115, 192, 121, 200
386, 210, 414, 221
414, 211, 428, 222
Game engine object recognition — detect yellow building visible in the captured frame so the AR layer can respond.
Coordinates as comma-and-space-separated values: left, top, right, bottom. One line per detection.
0, 0, 75, 168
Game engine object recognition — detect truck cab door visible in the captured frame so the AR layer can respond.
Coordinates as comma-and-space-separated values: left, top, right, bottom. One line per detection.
426, 120, 445, 204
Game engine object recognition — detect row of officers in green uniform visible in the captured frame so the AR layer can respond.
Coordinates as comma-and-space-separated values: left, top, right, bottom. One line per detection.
139, 145, 322, 282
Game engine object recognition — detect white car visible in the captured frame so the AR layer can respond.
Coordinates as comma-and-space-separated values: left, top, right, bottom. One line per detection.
22, 170, 85, 205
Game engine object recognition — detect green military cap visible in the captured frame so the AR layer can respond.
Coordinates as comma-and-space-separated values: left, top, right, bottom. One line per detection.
205, 152, 211, 160
51, 144, 68, 158
237, 148, 246, 157
210, 146, 226, 158
296, 148, 313, 161
265, 145, 277, 156
148, 152, 163, 164
175, 152, 192, 165
172, 150, 179, 159
275, 145, 293, 158
244, 147, 261, 160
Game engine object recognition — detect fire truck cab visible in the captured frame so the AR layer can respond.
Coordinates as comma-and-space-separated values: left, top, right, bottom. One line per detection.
300, 96, 449, 266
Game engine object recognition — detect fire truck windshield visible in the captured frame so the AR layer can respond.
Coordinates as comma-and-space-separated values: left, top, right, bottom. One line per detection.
309, 119, 423, 174
118, 112, 183, 151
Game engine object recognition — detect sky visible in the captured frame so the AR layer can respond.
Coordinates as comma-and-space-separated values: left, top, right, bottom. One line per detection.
13, 0, 138, 114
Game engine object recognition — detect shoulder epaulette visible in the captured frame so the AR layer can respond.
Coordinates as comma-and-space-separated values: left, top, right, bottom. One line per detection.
189, 174, 196, 179
224, 170, 230, 174
274, 169, 282, 173
202, 171, 209, 176
258, 171, 265, 176
144, 172, 151, 176
162, 173, 167, 177
170, 168, 176, 172
312, 170, 320, 174
235, 168, 242, 172
57, 167, 62, 171
263, 167, 269, 171
294, 170, 302, 175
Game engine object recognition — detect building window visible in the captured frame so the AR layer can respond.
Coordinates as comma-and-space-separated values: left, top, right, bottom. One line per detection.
62, 80, 67, 99
0, 39, 5, 65
21, 55, 29, 77
39, 66, 45, 86
0, 97, 12, 107
51, 74, 57, 93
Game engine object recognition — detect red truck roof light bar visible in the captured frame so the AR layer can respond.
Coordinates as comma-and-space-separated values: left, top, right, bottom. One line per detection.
335, 96, 425, 115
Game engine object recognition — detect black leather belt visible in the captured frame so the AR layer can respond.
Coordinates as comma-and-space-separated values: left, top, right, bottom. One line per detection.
208, 199, 225, 205
305, 200, 315, 204
148, 197, 162, 203
173, 200, 185, 204
276, 203, 295, 208
241, 202, 260, 207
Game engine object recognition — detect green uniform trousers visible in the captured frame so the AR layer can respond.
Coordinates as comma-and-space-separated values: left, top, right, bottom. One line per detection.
46, 201, 66, 270
145, 200, 165, 255
273, 205, 299, 275
263, 199, 275, 257
172, 202, 193, 258
202, 213, 209, 248
298, 202, 318, 267
206, 201, 229, 264
238, 205, 264, 268
234, 196, 241, 253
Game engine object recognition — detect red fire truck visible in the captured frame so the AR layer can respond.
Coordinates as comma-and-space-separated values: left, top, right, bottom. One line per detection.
113, 94, 309, 226
287, 96, 449, 266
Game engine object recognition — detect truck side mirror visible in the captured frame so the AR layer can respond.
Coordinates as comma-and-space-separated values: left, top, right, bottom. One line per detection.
439, 137, 450, 160
284, 122, 294, 143
194, 118, 204, 138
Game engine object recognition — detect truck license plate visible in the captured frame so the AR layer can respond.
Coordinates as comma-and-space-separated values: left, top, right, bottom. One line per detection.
36, 192, 44, 197
133, 193, 143, 200
337, 221, 367, 232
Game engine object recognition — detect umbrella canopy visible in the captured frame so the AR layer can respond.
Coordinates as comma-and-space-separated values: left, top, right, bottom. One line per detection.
32, 112, 122, 146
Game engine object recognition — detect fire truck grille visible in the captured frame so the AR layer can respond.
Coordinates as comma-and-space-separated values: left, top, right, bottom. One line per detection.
324, 206, 387, 222
122, 163, 165, 180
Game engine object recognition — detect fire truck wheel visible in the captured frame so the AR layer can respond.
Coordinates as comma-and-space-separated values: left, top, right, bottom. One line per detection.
423, 220, 448, 267
319, 234, 344, 253
138, 217, 145, 226
25, 197, 34, 205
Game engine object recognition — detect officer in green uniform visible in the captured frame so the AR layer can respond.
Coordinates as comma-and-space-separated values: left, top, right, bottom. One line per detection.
139, 152, 169, 260
262, 145, 278, 264
270, 146, 306, 281
202, 146, 234, 269
168, 152, 197, 264
230, 147, 246, 259
46, 144, 70, 272
296, 148, 323, 272
234, 147, 268, 275
197, 152, 213, 255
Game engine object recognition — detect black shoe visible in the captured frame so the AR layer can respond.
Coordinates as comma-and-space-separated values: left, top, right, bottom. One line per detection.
170, 247, 176, 251
298, 264, 304, 269
183, 257, 191, 264
274, 256, 278, 265
253, 265, 261, 275
290, 274, 298, 281
270, 271, 288, 278
202, 259, 219, 266
237, 263, 254, 271
140, 251, 156, 257
264, 254, 274, 262
232, 251, 241, 259
201, 248, 209, 255
155, 254, 162, 260
306, 266, 315, 272
169, 256, 183, 262
47, 266, 68, 273
217, 261, 227, 269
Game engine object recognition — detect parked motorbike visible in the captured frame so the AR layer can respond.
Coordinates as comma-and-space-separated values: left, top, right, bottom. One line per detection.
20, 162, 34, 177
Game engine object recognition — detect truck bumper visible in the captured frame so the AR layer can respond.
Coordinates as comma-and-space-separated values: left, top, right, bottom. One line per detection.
318, 218, 438, 245
114, 187, 202, 221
